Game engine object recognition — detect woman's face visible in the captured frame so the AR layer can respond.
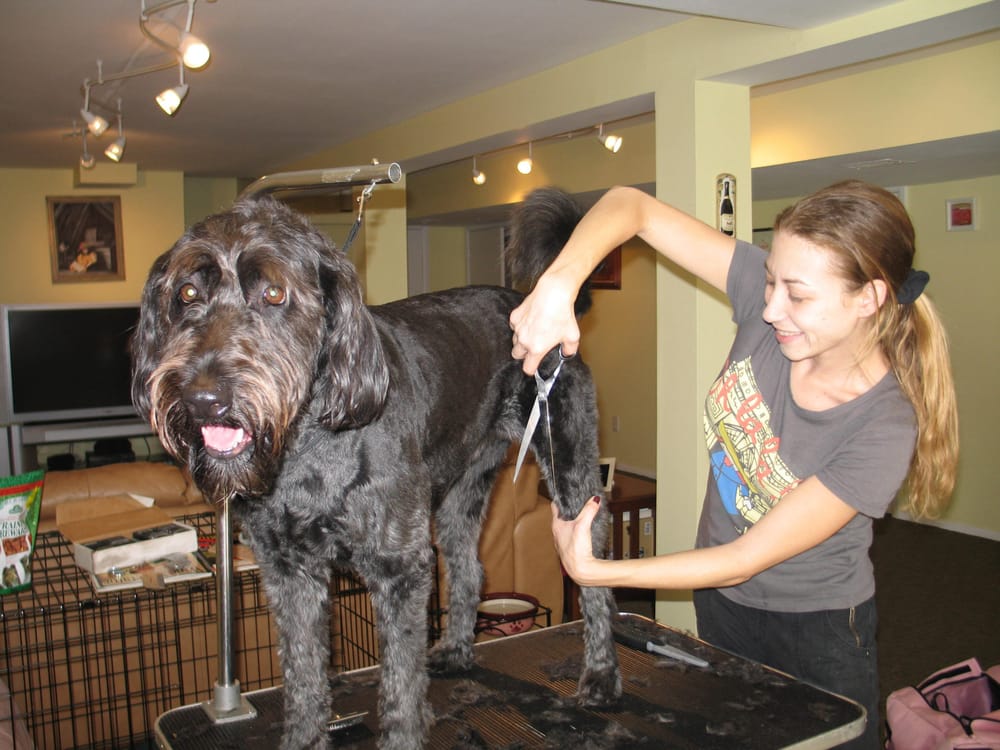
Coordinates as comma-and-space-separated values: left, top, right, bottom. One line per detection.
762, 231, 877, 368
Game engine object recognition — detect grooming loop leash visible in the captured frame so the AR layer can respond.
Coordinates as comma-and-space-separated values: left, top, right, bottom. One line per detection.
341, 179, 378, 256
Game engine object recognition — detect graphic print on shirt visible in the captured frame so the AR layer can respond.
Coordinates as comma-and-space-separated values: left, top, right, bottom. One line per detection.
704, 355, 800, 533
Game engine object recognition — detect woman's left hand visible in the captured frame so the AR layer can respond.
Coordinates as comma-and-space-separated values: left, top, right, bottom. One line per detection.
551, 496, 603, 585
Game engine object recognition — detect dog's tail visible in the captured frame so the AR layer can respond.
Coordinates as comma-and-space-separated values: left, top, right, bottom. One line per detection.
504, 187, 592, 316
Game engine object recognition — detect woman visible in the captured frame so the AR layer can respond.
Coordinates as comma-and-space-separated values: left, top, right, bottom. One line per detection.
509, 180, 958, 749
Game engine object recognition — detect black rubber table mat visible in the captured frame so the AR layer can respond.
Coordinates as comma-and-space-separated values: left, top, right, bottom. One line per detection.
155, 616, 863, 749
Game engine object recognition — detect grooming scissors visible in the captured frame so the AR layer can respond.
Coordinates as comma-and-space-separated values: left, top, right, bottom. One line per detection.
513, 350, 572, 483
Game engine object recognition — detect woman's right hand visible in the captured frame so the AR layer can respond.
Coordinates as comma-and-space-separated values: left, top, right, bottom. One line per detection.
509, 271, 581, 376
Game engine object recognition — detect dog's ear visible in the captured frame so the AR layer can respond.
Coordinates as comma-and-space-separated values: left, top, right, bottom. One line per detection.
130, 252, 173, 420
315, 250, 389, 430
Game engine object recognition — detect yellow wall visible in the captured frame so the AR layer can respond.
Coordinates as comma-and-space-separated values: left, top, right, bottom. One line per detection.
903, 175, 998, 534
752, 38, 1000, 166
0, 168, 186, 304
581, 240, 658, 474
183, 176, 240, 227
426, 227, 468, 292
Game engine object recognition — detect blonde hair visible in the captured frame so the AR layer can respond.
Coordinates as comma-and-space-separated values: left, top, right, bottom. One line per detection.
774, 180, 958, 518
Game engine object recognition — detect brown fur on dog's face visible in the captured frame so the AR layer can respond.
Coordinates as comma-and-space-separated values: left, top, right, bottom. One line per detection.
130, 197, 387, 502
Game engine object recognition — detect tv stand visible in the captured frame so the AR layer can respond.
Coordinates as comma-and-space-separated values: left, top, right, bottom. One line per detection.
3, 418, 155, 474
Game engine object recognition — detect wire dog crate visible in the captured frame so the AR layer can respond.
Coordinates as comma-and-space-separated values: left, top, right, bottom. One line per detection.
0, 512, 414, 749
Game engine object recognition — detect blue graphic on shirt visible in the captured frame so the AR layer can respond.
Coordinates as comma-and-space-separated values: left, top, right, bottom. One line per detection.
710, 446, 750, 517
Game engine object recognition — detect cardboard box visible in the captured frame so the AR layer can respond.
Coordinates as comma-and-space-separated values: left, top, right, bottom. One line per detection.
56, 494, 197, 573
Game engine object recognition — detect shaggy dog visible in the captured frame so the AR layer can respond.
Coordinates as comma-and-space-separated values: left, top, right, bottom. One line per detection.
130, 189, 621, 749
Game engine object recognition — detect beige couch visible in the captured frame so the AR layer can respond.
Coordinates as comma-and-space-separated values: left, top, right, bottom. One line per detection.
37, 460, 212, 534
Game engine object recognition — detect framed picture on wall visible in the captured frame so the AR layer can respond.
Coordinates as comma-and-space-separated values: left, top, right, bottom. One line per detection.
47, 196, 125, 283
946, 197, 976, 232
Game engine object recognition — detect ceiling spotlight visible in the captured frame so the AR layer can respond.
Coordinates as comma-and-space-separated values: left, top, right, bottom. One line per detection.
179, 31, 210, 68
80, 82, 109, 136
80, 132, 95, 169
156, 65, 189, 115
81, 109, 109, 137
180, 0, 210, 68
597, 124, 622, 153
472, 156, 486, 185
105, 136, 126, 162
516, 142, 533, 175
104, 100, 126, 161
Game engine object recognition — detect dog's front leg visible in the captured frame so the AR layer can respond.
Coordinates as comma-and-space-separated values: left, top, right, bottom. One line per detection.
363, 549, 435, 750
262, 563, 334, 750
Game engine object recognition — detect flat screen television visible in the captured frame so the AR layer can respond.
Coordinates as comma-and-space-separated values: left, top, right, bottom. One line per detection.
0, 303, 142, 425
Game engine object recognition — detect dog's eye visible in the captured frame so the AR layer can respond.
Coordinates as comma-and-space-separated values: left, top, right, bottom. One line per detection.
178, 283, 200, 304
263, 285, 287, 306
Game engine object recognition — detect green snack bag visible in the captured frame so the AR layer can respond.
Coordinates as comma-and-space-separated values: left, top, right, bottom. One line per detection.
0, 469, 44, 595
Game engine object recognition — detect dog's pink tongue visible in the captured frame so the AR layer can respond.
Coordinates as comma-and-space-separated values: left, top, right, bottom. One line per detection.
202, 425, 247, 453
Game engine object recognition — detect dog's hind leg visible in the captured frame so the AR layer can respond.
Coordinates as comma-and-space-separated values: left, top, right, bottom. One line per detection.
426, 445, 509, 674
362, 546, 436, 750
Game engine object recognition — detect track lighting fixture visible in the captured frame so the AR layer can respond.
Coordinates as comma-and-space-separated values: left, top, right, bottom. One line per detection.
156, 64, 189, 116
597, 124, 623, 153
517, 143, 533, 175
472, 156, 486, 185
460, 114, 646, 193
66, 0, 212, 164
104, 100, 126, 162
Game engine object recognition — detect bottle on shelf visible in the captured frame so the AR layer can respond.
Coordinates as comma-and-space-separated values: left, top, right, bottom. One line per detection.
718, 175, 735, 237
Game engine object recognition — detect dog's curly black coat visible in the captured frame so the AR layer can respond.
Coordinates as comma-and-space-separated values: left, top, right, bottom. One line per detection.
131, 188, 621, 749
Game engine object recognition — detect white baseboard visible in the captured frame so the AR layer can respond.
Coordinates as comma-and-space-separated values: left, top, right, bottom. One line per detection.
889, 510, 1000, 543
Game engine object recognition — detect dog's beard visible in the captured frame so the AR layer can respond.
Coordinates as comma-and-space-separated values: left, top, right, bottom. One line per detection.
146, 376, 290, 503
190, 434, 279, 502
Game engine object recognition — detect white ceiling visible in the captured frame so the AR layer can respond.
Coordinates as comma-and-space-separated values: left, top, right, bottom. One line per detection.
1, 0, 998, 202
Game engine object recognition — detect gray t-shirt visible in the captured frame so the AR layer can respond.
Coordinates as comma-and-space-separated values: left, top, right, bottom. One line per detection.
695, 241, 916, 612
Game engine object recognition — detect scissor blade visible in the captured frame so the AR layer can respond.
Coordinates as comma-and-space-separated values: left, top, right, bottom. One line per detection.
512, 396, 541, 483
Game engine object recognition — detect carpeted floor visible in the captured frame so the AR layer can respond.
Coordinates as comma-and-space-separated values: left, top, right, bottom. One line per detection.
871, 515, 1000, 714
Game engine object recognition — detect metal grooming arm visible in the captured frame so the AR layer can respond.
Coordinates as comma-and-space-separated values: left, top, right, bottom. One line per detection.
238, 162, 402, 200
204, 162, 402, 725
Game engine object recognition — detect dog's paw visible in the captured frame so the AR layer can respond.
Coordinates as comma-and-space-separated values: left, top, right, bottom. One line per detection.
426, 642, 475, 675
576, 666, 623, 708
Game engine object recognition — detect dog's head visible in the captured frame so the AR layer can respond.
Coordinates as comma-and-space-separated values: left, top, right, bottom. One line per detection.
131, 196, 388, 501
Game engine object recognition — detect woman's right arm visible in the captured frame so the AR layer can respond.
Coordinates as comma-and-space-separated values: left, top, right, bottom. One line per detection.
510, 185, 737, 375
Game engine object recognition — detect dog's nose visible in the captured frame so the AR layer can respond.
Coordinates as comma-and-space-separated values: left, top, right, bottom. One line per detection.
183, 378, 232, 422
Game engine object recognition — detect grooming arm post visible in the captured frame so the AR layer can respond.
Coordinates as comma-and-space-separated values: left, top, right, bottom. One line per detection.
238, 163, 402, 200
203, 496, 257, 722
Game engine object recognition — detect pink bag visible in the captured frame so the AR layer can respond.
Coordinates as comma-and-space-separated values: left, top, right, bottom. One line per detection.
885, 658, 1000, 750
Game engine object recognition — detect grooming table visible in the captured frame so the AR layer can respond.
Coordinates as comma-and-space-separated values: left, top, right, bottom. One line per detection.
154, 615, 864, 749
